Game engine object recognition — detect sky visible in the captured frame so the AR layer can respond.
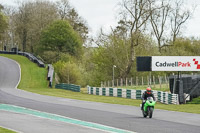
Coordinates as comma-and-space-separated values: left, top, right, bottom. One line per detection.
70, 0, 120, 36
1, 0, 200, 38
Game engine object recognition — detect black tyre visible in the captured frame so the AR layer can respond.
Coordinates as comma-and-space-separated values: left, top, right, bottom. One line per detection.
142, 110, 147, 118
149, 107, 153, 118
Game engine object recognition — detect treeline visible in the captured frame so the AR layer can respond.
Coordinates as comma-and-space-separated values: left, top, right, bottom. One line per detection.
0, 0, 200, 87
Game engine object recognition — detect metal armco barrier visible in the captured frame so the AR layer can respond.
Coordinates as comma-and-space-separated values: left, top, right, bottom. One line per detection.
55, 83, 80, 92
87, 86, 179, 104
0, 51, 45, 67
19, 52, 45, 67
47, 64, 54, 87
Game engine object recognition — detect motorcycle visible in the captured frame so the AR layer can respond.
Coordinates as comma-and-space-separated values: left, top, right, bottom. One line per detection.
141, 97, 156, 118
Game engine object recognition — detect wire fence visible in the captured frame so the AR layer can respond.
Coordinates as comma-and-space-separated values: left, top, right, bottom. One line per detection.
101, 75, 169, 89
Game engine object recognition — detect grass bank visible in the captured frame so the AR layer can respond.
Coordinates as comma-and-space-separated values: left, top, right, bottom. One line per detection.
0, 54, 48, 90
0, 127, 16, 133
1, 54, 200, 114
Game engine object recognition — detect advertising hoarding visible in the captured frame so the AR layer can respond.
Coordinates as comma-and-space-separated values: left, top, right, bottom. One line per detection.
152, 56, 200, 71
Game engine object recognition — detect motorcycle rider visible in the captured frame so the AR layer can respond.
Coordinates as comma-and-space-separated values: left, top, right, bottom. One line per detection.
141, 87, 155, 110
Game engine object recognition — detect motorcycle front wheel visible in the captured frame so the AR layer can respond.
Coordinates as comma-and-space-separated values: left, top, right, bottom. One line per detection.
148, 107, 153, 118
142, 110, 147, 118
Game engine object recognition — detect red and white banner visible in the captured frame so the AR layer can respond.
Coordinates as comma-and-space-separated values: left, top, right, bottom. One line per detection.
152, 56, 200, 71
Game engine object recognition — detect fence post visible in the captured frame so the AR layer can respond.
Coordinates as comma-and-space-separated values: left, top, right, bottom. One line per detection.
142, 76, 144, 86
159, 76, 162, 89
153, 76, 155, 88
136, 77, 138, 86
165, 75, 168, 89
131, 77, 133, 86
167, 76, 169, 89
149, 72, 152, 87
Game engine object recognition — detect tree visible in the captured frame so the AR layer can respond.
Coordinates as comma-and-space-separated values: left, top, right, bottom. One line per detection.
93, 29, 157, 84
54, 60, 83, 85
40, 20, 82, 57
13, 0, 58, 52
4, 0, 87, 54
170, 0, 192, 45
56, 0, 89, 43
150, 0, 192, 52
2, 5, 20, 52
14, 2, 31, 52
150, 0, 170, 53
0, 4, 8, 40
164, 37, 200, 56
114, 0, 154, 78
56, 0, 71, 20
0, 4, 3, 11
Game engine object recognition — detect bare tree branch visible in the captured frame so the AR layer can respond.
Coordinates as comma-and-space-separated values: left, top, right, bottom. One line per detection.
170, 0, 192, 45
150, 0, 170, 53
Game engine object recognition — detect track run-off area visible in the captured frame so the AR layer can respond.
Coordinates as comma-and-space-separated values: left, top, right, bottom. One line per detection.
0, 56, 200, 133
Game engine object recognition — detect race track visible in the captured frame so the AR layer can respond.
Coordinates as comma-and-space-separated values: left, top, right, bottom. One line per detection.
0, 56, 200, 133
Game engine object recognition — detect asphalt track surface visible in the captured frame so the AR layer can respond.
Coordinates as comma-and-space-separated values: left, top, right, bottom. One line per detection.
0, 56, 200, 133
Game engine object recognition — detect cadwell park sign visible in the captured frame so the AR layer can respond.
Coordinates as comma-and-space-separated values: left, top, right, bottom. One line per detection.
136, 56, 200, 71
152, 56, 200, 71
136, 56, 200, 104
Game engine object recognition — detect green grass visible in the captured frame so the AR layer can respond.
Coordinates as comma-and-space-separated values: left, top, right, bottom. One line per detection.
0, 127, 16, 133
0, 54, 48, 90
1, 54, 200, 114
187, 97, 200, 104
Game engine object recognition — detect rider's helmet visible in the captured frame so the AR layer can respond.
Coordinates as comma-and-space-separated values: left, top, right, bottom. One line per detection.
146, 87, 152, 94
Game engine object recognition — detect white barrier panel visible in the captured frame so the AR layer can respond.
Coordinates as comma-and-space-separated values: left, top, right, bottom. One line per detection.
93, 87, 96, 95
87, 86, 179, 104
122, 89, 127, 98
131, 90, 136, 99
99, 88, 102, 96
106, 88, 109, 96
113, 88, 118, 97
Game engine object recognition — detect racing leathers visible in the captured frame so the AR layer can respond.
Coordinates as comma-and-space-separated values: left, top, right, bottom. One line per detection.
141, 91, 155, 110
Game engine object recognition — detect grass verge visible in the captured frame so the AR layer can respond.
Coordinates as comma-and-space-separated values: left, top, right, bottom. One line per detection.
1, 54, 200, 114
187, 96, 200, 104
0, 54, 48, 89
0, 127, 16, 133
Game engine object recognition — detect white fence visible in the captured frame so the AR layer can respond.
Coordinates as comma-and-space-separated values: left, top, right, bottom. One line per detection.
88, 86, 179, 105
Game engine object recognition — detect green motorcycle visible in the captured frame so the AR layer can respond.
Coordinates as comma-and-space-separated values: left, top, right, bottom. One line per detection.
142, 97, 156, 118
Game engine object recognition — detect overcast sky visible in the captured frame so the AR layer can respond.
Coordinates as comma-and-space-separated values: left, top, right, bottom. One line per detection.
1, 0, 200, 38
69, 0, 120, 36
